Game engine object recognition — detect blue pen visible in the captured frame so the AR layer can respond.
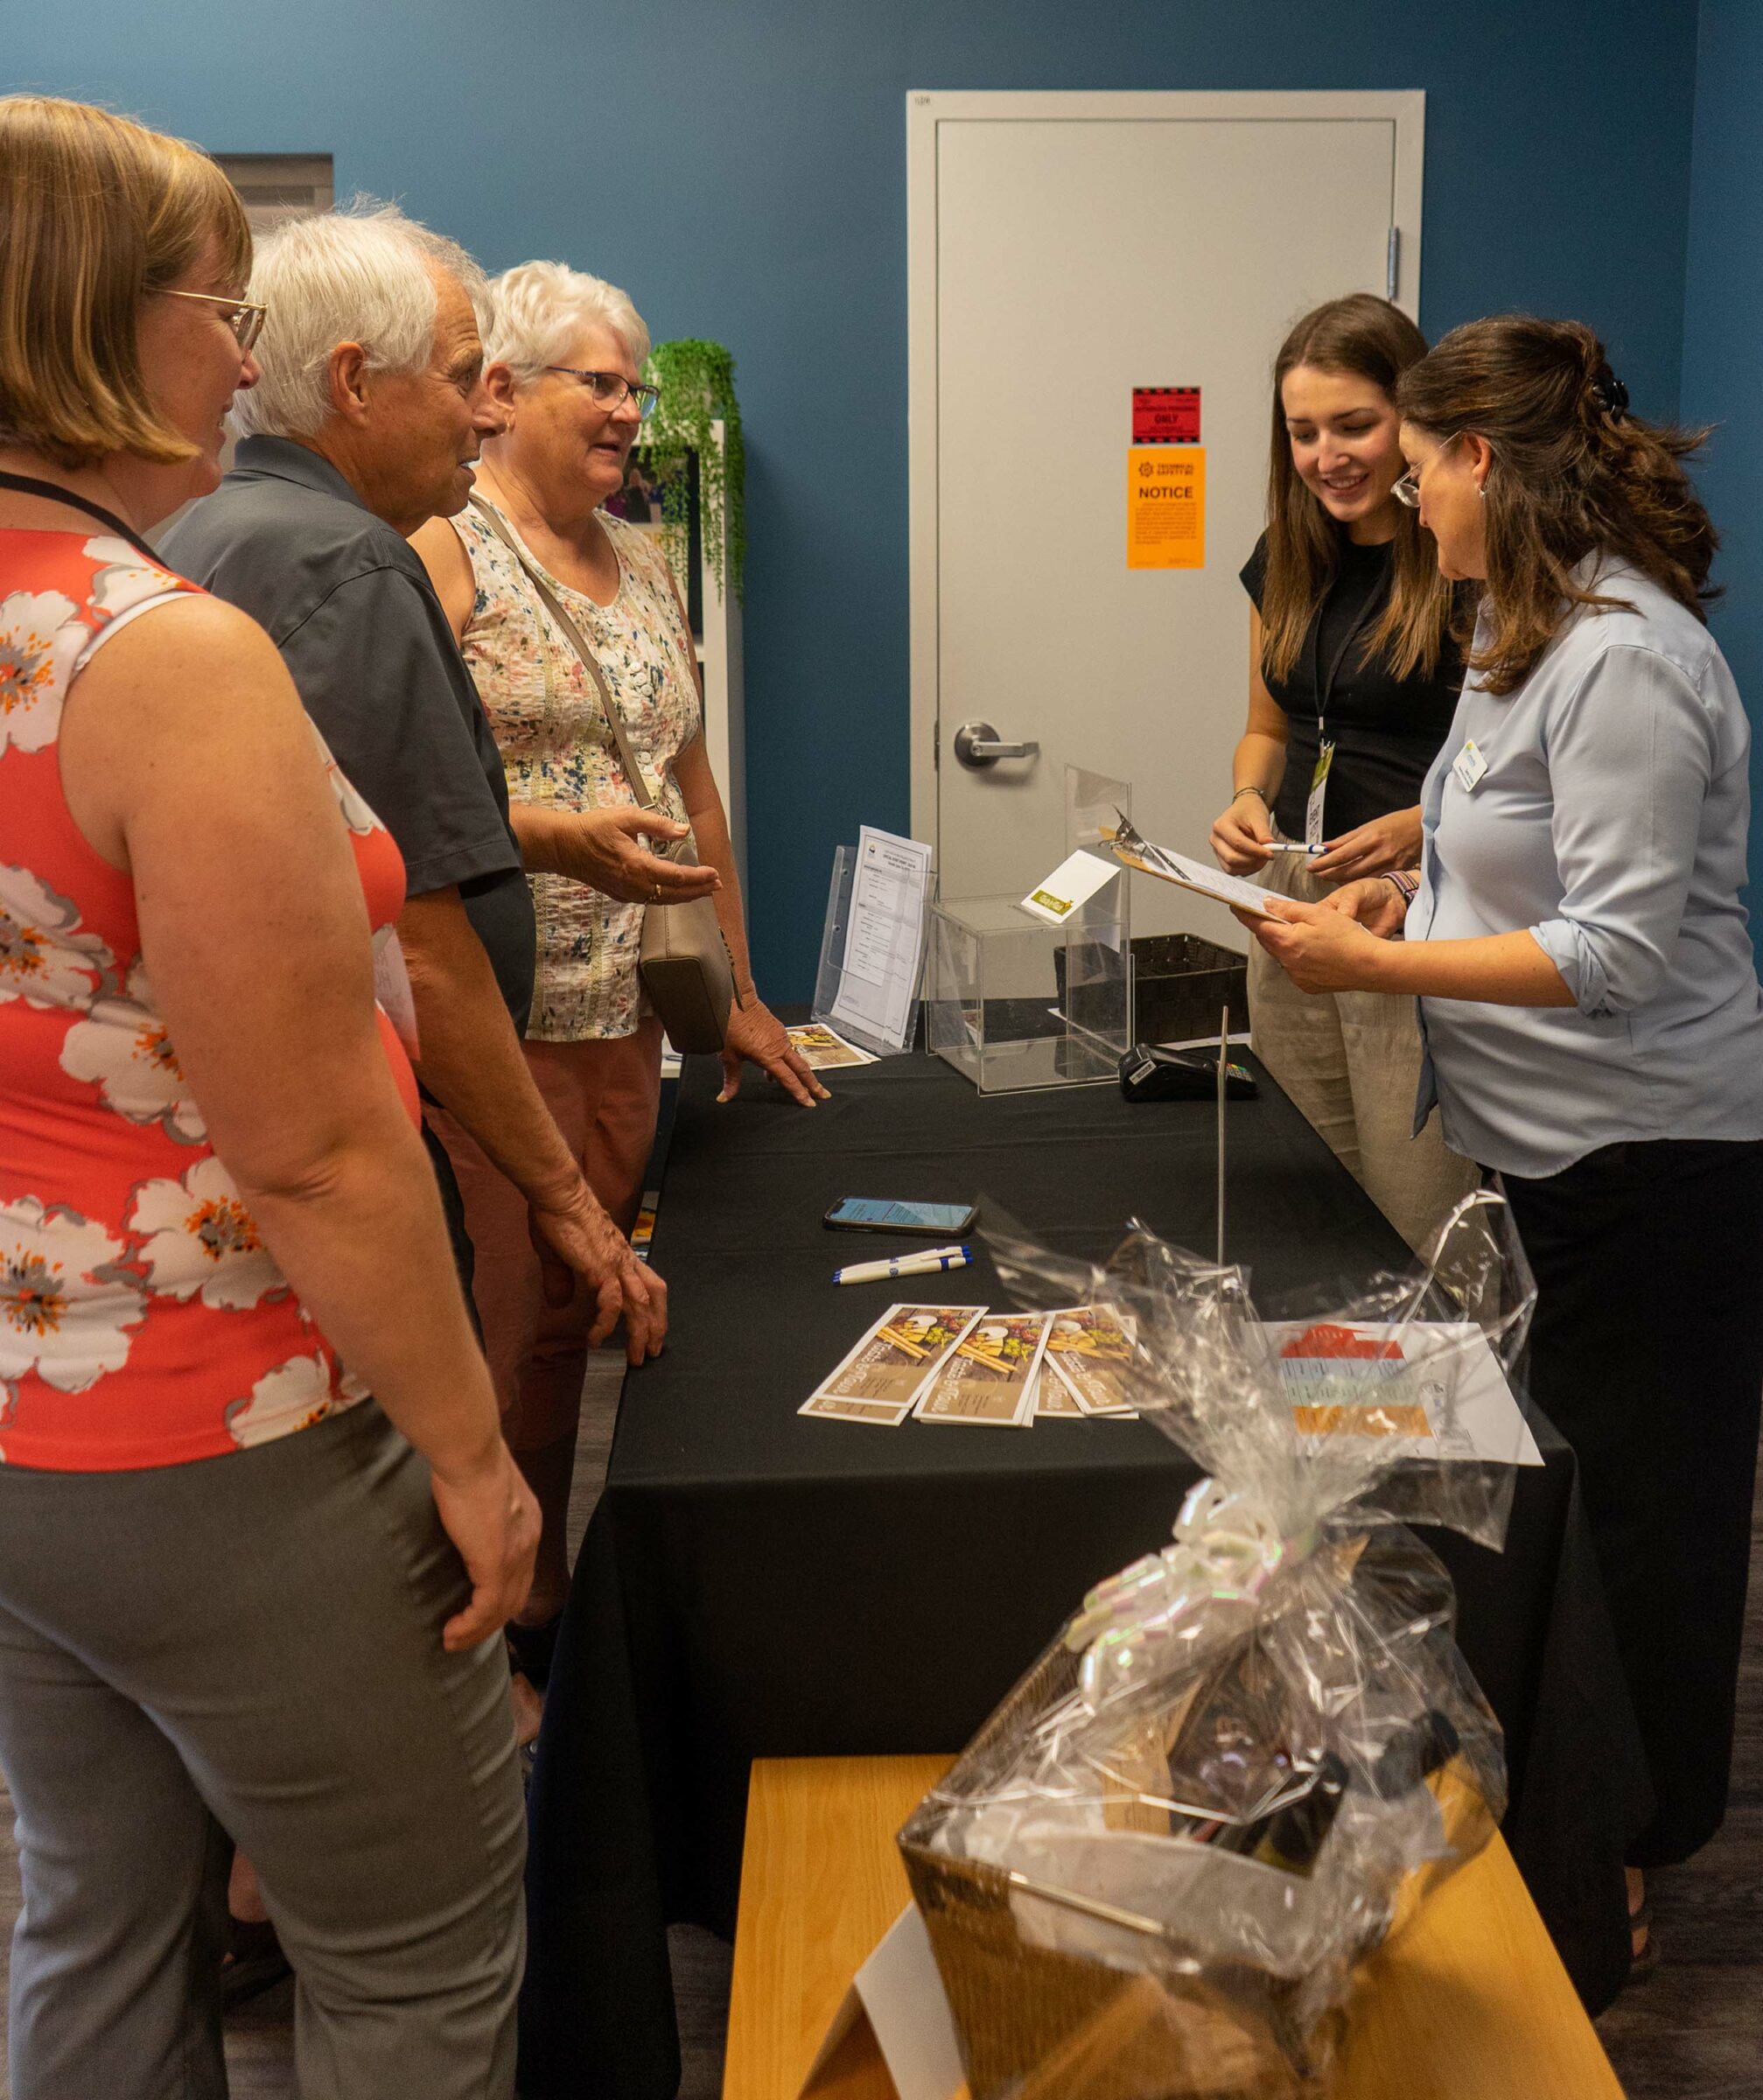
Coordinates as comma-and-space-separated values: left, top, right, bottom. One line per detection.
833, 1244, 974, 1286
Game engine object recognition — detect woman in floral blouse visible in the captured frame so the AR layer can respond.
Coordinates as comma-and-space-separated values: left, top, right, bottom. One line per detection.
414, 261, 822, 1661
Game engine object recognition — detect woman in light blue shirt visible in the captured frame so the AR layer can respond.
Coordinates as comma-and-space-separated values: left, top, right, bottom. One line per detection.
1249, 315, 1763, 1971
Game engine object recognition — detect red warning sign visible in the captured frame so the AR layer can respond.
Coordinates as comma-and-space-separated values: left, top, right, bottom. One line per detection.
1132, 386, 1201, 444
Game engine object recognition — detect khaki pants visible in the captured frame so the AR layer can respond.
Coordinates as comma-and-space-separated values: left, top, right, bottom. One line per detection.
1249, 849, 1477, 1256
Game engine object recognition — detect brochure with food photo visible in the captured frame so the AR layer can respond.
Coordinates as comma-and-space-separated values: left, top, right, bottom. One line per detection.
1043, 1306, 1140, 1417
799, 1303, 985, 1426
914, 1311, 1053, 1428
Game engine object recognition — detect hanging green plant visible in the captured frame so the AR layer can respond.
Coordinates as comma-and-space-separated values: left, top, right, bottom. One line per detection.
641, 338, 745, 606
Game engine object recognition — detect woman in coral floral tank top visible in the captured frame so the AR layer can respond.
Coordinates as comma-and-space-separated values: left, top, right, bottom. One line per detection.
0, 99, 535, 2099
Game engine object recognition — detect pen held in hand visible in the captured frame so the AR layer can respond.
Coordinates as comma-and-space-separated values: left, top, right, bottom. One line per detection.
833, 1245, 974, 1286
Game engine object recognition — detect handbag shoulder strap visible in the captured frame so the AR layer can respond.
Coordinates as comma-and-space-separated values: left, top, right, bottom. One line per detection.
468, 495, 656, 809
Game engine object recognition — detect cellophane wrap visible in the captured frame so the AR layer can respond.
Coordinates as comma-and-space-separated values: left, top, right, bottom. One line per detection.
899, 1190, 1538, 2100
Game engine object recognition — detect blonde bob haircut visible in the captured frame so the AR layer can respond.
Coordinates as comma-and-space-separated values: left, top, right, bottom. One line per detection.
0, 94, 250, 469
486, 260, 650, 387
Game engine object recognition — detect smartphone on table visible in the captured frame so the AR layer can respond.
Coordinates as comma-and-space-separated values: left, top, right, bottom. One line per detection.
822, 1197, 980, 1237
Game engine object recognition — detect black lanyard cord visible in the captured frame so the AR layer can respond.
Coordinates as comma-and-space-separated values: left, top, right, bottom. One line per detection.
0, 470, 163, 566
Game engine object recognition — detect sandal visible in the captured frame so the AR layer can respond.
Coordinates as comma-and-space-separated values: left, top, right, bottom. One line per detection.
221, 1914, 291, 2008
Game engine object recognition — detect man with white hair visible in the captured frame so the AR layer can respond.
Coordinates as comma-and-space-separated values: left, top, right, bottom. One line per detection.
164, 206, 668, 1371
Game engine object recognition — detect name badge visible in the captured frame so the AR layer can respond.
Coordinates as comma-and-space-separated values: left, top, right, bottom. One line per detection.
1305, 738, 1335, 850
1452, 738, 1488, 794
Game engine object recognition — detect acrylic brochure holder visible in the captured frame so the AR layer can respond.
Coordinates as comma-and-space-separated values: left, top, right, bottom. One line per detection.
925, 766, 1135, 1095
813, 843, 934, 1059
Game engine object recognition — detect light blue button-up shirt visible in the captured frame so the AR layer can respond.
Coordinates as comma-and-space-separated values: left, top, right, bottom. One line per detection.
1410, 557, 1763, 1179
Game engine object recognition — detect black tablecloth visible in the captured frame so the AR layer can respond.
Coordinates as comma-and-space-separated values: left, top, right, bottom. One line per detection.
520, 1052, 1651, 2098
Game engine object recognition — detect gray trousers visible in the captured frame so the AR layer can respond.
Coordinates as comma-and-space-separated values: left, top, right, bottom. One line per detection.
0, 1401, 525, 2100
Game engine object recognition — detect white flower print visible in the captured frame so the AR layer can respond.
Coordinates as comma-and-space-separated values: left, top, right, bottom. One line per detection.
0, 864, 115, 1011
59, 959, 205, 1142
0, 1195, 143, 1394
0, 589, 83, 755
129, 1157, 284, 1311
83, 539, 184, 620
226, 1352, 341, 1448
304, 722, 381, 837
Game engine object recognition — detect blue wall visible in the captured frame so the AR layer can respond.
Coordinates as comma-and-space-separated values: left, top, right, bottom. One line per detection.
8, 0, 1703, 995
1683, 0, 1763, 959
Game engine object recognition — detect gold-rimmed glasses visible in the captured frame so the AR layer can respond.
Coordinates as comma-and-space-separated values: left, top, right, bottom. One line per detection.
161, 289, 268, 354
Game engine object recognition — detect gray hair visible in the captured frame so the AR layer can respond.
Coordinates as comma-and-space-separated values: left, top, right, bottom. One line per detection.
485, 260, 650, 388
233, 197, 492, 440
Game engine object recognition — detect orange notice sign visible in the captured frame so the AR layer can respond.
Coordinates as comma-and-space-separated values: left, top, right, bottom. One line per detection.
1128, 446, 1205, 570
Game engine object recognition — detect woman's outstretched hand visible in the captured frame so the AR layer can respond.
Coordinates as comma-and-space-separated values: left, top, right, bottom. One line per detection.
1234, 891, 1393, 995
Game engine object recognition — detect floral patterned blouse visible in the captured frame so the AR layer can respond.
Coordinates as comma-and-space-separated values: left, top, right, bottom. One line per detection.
450, 503, 703, 1040
0, 530, 419, 1471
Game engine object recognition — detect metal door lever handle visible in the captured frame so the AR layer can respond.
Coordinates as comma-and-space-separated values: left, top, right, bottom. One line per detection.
953, 719, 1040, 768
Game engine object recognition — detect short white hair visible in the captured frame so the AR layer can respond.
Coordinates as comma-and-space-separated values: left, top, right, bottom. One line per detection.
485, 260, 651, 387
234, 198, 492, 441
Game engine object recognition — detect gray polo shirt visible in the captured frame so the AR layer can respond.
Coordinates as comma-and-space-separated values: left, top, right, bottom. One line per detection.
163, 435, 535, 1033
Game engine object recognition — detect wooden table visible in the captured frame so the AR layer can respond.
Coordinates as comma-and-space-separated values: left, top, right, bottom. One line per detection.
724, 1755, 1627, 2100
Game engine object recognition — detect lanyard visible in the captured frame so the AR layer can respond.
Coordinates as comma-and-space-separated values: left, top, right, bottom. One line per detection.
0, 470, 163, 565
1302, 563, 1382, 850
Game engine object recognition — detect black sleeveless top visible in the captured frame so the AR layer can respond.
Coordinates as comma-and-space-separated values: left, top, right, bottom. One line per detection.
1240, 531, 1464, 840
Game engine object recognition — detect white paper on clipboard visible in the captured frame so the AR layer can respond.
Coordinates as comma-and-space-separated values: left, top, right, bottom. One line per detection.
1108, 832, 1276, 918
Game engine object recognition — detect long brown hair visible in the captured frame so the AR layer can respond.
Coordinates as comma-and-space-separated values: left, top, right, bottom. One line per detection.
1261, 294, 1453, 685
0, 95, 250, 469
1395, 316, 1718, 695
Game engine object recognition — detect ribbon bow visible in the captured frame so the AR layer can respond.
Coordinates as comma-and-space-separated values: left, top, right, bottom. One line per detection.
1066, 1478, 1310, 1710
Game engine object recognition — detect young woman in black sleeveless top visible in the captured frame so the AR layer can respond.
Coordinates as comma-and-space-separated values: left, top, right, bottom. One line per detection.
1210, 294, 1475, 1251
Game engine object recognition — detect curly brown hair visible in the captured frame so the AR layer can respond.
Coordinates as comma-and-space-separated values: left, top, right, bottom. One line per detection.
1394, 316, 1718, 696
1259, 294, 1454, 687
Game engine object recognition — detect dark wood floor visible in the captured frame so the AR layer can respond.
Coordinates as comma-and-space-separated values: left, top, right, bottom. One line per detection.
0, 1362, 1755, 2096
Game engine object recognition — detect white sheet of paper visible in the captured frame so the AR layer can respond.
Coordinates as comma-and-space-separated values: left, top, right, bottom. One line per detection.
1018, 849, 1121, 927
1256, 1320, 1544, 1466
829, 826, 933, 1052
800, 1906, 965, 2100
1110, 837, 1275, 918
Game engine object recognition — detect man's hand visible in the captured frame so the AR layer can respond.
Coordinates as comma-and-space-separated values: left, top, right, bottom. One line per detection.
528, 1183, 668, 1363
717, 998, 830, 1109
430, 1438, 542, 1652
1210, 790, 1276, 874
1307, 807, 1424, 883
1235, 893, 1391, 995
529, 806, 721, 906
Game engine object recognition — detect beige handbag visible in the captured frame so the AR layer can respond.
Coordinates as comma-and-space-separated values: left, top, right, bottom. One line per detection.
470, 499, 740, 1054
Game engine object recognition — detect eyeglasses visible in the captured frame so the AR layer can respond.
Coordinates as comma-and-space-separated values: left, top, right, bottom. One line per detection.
161, 289, 269, 354
545, 367, 661, 421
1392, 430, 1466, 509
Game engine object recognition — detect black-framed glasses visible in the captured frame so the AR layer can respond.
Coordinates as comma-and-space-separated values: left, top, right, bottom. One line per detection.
1393, 430, 1466, 509
546, 366, 661, 421
162, 289, 268, 354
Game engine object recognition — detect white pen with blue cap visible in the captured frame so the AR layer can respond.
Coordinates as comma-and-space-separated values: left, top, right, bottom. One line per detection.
833, 1244, 973, 1286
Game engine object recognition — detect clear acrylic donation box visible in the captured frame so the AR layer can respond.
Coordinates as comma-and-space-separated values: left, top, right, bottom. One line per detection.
925, 895, 1130, 1094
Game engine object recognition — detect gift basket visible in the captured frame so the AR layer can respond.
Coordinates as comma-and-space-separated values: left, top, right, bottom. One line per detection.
899, 1191, 1538, 2099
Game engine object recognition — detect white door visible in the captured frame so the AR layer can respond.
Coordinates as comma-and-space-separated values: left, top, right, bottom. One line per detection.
909, 91, 1424, 945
